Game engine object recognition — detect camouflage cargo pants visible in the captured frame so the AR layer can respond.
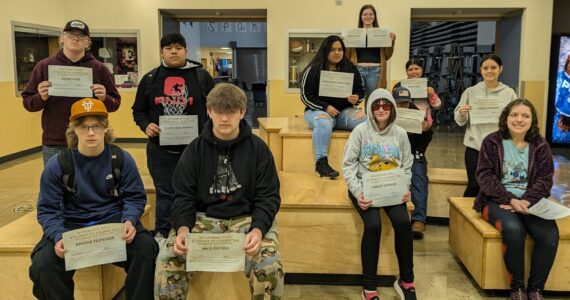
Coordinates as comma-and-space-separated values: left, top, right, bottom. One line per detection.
154, 213, 284, 299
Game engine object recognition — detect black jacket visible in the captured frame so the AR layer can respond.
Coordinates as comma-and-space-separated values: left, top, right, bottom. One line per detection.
171, 119, 281, 236
132, 59, 215, 152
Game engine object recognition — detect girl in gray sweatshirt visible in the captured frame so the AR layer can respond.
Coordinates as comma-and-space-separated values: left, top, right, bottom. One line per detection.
342, 88, 416, 300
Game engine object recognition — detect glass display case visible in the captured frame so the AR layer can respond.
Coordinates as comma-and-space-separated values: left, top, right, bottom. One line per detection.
286, 30, 340, 93
12, 22, 140, 94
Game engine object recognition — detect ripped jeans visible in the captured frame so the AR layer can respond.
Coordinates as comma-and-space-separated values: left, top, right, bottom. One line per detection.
304, 107, 367, 160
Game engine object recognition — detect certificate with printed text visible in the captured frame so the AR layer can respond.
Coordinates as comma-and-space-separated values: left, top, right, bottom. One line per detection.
341, 28, 366, 48
186, 232, 245, 272
469, 97, 501, 125
396, 108, 425, 134
367, 28, 392, 48
48, 65, 93, 97
400, 78, 428, 99
159, 115, 199, 146
62, 223, 126, 271
528, 198, 570, 220
318, 71, 354, 98
363, 169, 408, 207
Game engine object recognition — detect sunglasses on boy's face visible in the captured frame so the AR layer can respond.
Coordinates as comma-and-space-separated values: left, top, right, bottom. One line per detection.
371, 101, 392, 112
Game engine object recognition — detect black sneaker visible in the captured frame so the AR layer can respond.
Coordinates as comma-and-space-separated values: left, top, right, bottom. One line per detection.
510, 289, 527, 300
394, 279, 417, 300
315, 157, 339, 179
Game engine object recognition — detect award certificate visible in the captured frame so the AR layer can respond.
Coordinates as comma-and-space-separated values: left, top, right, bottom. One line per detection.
367, 28, 392, 48
362, 169, 408, 207
400, 78, 428, 99
469, 97, 501, 125
48, 65, 93, 97
62, 223, 126, 271
341, 28, 366, 48
186, 232, 245, 272
159, 115, 199, 146
396, 108, 425, 134
318, 71, 354, 98
528, 198, 570, 220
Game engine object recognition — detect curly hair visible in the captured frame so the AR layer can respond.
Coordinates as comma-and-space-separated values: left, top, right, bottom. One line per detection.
65, 116, 115, 148
498, 98, 541, 142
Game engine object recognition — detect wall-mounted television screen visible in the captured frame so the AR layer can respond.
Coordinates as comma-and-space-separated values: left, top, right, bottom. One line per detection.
547, 34, 570, 146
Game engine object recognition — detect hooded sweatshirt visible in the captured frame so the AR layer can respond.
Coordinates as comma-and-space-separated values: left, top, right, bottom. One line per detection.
454, 82, 517, 151
170, 119, 280, 236
132, 59, 215, 152
22, 50, 121, 146
342, 89, 413, 198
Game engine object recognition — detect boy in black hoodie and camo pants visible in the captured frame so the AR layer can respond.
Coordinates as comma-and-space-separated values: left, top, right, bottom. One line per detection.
154, 83, 284, 299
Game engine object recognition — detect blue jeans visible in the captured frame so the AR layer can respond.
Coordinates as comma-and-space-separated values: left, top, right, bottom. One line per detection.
357, 65, 381, 101
410, 157, 428, 223
42, 145, 67, 166
304, 107, 367, 160
147, 142, 183, 236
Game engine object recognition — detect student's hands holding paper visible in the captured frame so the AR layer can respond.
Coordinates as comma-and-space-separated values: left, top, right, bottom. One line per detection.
55, 239, 66, 258
123, 221, 136, 244
510, 198, 531, 214
347, 94, 359, 105
402, 191, 411, 203
357, 193, 372, 211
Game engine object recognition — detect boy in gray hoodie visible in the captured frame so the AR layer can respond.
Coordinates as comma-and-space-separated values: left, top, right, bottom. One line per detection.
343, 88, 416, 300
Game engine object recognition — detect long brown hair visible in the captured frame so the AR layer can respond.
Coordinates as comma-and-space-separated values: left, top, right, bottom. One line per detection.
65, 116, 115, 148
498, 98, 540, 142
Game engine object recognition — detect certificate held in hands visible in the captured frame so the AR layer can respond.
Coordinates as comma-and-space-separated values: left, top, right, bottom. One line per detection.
318, 71, 354, 98
396, 108, 425, 134
62, 223, 126, 271
159, 115, 199, 146
400, 78, 428, 99
469, 96, 501, 125
341, 28, 366, 48
48, 65, 93, 97
362, 168, 408, 207
186, 232, 245, 272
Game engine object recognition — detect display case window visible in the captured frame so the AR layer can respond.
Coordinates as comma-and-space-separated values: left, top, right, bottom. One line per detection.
286, 30, 340, 93
90, 31, 140, 89
12, 22, 140, 94
12, 22, 61, 93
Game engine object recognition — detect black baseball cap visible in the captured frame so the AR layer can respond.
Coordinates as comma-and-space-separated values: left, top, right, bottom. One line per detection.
392, 86, 413, 103
63, 20, 90, 36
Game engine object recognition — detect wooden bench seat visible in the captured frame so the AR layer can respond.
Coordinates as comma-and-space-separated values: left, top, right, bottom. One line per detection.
0, 206, 150, 300
278, 171, 414, 275
258, 117, 467, 218
448, 197, 570, 291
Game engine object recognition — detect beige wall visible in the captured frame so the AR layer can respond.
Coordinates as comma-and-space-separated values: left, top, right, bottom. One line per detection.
0, 0, 554, 157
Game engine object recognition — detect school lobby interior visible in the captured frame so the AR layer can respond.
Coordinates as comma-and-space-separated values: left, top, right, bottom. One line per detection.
1, 1, 570, 299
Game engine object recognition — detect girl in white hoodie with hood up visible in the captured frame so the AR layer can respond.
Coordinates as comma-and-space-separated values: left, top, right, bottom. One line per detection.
343, 88, 417, 300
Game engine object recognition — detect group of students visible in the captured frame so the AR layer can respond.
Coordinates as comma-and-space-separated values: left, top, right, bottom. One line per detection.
19, 9, 559, 300
300, 4, 558, 300
24, 20, 283, 300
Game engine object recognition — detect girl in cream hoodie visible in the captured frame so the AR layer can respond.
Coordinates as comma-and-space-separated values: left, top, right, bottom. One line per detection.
343, 88, 416, 300
454, 54, 517, 197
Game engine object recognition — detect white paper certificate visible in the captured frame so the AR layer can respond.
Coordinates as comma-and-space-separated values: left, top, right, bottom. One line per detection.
400, 78, 428, 99
62, 223, 126, 271
469, 97, 501, 125
186, 232, 245, 272
396, 108, 425, 134
528, 198, 570, 220
318, 71, 354, 98
159, 115, 199, 146
341, 28, 366, 48
48, 65, 93, 97
362, 169, 408, 207
367, 28, 392, 48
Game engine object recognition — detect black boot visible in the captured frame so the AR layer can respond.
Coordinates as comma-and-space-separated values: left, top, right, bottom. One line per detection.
315, 157, 339, 179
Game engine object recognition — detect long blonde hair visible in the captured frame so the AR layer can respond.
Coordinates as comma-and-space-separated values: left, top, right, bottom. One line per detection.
65, 116, 115, 148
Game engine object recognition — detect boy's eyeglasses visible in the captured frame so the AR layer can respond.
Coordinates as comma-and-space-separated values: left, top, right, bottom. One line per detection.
64, 32, 89, 40
77, 124, 105, 134
371, 101, 392, 112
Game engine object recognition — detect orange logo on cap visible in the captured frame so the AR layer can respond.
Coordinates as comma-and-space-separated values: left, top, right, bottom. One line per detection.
81, 100, 94, 111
